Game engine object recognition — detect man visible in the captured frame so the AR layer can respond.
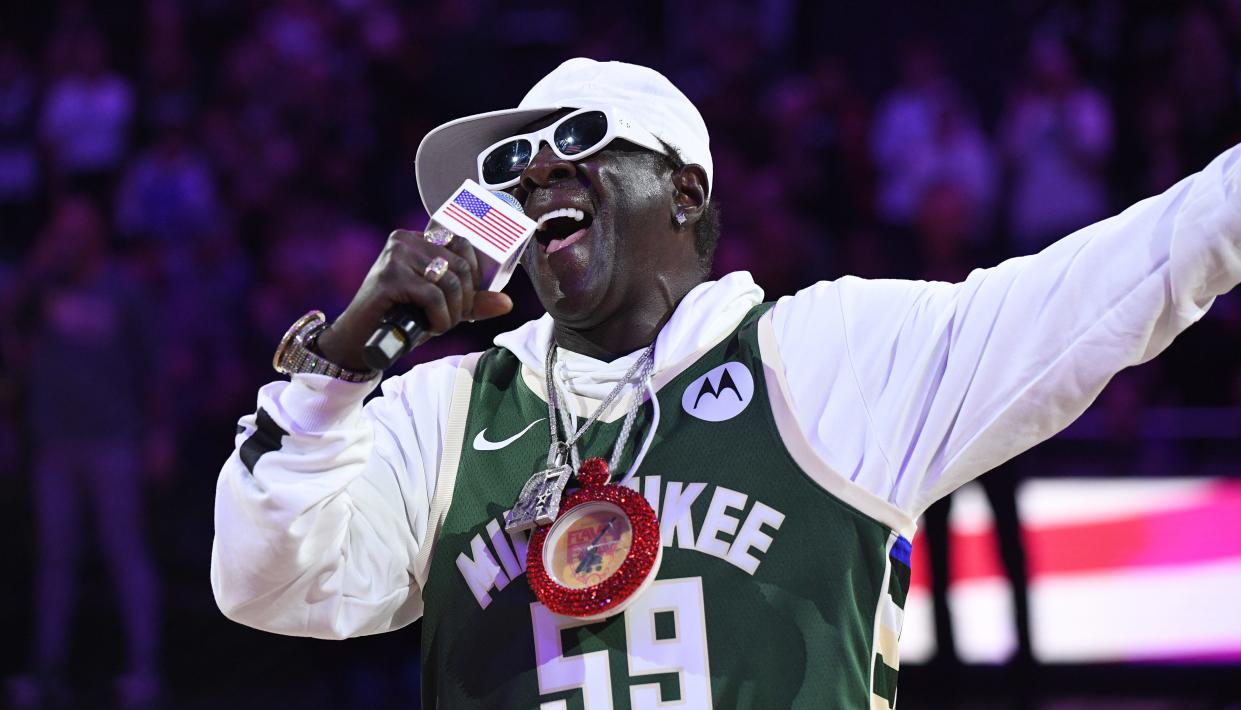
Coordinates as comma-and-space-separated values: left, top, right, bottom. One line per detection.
212, 58, 1241, 708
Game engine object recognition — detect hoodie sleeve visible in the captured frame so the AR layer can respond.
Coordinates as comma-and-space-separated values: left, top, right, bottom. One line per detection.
210, 356, 461, 639
771, 144, 1241, 517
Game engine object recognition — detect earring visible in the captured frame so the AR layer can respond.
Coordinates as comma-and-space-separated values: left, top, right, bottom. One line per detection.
674, 209, 688, 226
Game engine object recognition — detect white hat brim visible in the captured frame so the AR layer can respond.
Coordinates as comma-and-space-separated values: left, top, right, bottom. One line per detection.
414, 106, 561, 216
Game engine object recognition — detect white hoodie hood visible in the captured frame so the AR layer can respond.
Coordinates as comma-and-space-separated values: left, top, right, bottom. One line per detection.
494, 271, 764, 408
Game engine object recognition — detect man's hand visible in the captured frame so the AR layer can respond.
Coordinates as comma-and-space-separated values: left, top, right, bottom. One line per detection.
315, 229, 513, 371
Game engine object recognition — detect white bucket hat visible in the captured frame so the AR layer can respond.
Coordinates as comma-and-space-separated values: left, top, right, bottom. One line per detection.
414, 58, 713, 215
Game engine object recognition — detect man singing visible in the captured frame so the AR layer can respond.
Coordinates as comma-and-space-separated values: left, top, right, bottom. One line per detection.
212, 58, 1241, 708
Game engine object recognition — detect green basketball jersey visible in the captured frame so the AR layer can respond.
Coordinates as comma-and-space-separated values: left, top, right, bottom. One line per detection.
418, 305, 915, 709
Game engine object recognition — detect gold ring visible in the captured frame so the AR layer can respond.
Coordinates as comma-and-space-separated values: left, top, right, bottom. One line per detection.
424, 256, 450, 283
424, 229, 454, 246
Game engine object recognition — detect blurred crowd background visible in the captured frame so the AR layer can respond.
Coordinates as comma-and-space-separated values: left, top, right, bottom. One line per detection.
1, 0, 1239, 708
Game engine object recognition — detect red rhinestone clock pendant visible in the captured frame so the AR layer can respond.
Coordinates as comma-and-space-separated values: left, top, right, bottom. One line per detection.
526, 457, 663, 621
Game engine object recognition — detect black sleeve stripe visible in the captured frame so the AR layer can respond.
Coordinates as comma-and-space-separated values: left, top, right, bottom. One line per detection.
239, 407, 290, 473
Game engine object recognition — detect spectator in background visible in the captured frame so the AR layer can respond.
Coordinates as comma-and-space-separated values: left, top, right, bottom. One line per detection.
923, 95, 995, 239
1001, 34, 1113, 253
114, 107, 234, 438
4, 196, 162, 710
0, 42, 42, 264
712, 164, 828, 291
671, 1, 765, 157
764, 58, 873, 236
871, 42, 995, 275
0, 34, 31, 516
911, 180, 989, 283
201, 36, 295, 221
250, 201, 378, 343
38, 29, 134, 200
257, 0, 333, 69
872, 42, 966, 227
141, 0, 198, 152
1172, 5, 1240, 170
911, 180, 1035, 680
115, 112, 219, 247
1136, 88, 1188, 196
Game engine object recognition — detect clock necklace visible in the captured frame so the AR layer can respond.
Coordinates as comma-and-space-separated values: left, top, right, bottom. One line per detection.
505, 340, 663, 620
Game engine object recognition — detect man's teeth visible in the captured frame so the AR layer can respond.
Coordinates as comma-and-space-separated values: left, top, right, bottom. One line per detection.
536, 208, 586, 231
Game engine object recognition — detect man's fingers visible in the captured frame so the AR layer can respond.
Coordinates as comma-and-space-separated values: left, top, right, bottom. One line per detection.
428, 261, 464, 326
445, 236, 482, 291
323, 229, 499, 369
388, 229, 419, 252
438, 247, 476, 319
405, 275, 453, 334
472, 291, 514, 321
411, 231, 478, 320
389, 230, 509, 330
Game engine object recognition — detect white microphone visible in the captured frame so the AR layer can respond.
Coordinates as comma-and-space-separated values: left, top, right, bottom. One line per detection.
361, 187, 532, 370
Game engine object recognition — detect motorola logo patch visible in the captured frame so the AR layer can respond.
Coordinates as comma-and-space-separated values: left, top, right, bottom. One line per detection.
681, 362, 755, 422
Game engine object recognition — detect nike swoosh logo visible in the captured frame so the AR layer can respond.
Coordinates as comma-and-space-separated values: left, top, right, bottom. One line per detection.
472, 418, 546, 451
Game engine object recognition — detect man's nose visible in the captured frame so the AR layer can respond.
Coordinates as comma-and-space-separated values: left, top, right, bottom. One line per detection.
520, 143, 576, 193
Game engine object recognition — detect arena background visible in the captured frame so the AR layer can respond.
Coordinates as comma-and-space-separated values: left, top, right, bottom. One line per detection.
1, 0, 1239, 707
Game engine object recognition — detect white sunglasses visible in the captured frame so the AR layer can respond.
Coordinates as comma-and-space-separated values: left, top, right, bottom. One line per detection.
476, 107, 666, 190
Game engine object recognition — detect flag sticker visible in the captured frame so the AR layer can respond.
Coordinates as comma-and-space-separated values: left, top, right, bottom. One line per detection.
430, 180, 536, 265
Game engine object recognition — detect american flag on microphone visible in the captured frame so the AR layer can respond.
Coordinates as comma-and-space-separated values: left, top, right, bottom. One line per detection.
430, 180, 537, 265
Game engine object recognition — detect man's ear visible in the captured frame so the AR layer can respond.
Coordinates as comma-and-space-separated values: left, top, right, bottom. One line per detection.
671, 164, 708, 229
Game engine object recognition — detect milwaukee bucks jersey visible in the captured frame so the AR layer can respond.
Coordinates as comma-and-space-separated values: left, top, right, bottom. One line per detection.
417, 305, 915, 709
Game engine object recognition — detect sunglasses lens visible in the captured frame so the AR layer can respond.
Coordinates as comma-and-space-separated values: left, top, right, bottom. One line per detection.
481, 139, 532, 186
554, 111, 608, 156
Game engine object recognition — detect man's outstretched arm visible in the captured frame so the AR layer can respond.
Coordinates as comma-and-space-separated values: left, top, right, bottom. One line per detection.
772, 145, 1241, 516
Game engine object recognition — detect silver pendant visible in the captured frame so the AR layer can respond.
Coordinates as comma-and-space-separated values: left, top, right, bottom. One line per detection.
505, 463, 572, 533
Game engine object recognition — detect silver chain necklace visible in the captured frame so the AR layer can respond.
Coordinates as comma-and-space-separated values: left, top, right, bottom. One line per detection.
504, 340, 656, 534
544, 340, 656, 477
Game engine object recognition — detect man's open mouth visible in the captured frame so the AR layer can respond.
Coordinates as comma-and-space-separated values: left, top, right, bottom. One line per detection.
535, 207, 594, 254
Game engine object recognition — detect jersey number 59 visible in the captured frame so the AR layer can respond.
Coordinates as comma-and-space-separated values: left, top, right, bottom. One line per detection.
530, 577, 713, 709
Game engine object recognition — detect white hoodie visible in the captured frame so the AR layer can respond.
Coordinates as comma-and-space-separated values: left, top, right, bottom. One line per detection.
212, 145, 1241, 640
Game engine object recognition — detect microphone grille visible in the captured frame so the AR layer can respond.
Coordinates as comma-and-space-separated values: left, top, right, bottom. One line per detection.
490, 190, 525, 215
